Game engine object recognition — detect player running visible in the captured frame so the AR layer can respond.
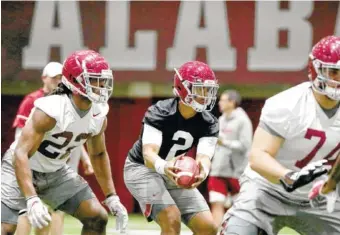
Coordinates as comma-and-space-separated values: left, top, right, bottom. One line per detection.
220, 35, 340, 235
124, 61, 219, 235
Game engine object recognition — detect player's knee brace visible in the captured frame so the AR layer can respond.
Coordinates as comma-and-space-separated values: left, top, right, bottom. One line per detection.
220, 216, 262, 235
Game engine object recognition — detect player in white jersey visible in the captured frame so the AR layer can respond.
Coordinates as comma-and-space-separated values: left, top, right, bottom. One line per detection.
5, 61, 95, 235
220, 35, 340, 235
1, 50, 128, 235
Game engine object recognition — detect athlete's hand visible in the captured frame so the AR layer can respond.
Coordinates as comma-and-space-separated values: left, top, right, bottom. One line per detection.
26, 196, 51, 229
103, 195, 128, 233
190, 161, 208, 188
164, 156, 182, 186
309, 178, 338, 213
280, 160, 328, 192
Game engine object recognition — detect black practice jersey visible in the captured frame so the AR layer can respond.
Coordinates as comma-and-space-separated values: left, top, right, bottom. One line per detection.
128, 98, 219, 164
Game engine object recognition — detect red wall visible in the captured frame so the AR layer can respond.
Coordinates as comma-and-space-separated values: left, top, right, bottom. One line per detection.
2, 1, 339, 85
1, 95, 264, 212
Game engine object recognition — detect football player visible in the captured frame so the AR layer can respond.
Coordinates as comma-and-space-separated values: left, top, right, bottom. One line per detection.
124, 61, 219, 235
4, 61, 94, 235
1, 50, 128, 235
220, 35, 340, 235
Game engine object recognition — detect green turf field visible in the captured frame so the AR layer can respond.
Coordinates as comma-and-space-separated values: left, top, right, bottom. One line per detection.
43, 213, 300, 235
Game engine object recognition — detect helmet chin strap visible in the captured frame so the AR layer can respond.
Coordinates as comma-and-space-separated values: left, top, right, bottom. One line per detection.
189, 99, 206, 112
86, 87, 109, 103
325, 86, 340, 101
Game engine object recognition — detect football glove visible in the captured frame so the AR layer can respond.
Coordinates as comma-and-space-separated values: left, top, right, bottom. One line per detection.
26, 196, 51, 229
103, 195, 128, 233
309, 178, 338, 213
280, 160, 328, 192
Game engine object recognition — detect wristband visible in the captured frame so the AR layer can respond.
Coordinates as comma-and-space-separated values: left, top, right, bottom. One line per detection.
155, 159, 166, 175
25, 195, 38, 201
106, 192, 117, 199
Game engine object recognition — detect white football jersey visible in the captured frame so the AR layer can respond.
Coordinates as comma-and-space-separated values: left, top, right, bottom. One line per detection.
10, 94, 109, 172
245, 82, 340, 197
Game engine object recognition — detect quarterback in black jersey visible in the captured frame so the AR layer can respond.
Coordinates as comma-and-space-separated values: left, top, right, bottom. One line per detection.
124, 61, 219, 235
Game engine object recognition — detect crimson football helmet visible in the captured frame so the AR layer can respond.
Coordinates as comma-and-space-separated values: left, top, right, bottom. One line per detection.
62, 50, 113, 103
173, 61, 219, 112
308, 35, 340, 101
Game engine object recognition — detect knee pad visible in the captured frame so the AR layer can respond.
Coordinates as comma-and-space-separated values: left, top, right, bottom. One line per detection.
220, 216, 261, 235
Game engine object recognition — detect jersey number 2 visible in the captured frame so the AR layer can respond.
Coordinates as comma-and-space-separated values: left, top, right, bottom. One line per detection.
166, 131, 194, 160
295, 128, 340, 168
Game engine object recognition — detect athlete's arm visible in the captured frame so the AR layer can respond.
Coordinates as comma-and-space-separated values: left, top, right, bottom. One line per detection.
13, 108, 56, 198
80, 145, 94, 175
249, 125, 328, 189
142, 124, 162, 169
142, 124, 180, 182
322, 154, 340, 194
87, 119, 128, 229
86, 118, 116, 196
15, 127, 23, 141
249, 126, 291, 184
80, 145, 90, 162
191, 136, 218, 188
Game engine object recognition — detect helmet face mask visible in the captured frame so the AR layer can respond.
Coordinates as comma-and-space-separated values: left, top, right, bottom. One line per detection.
62, 50, 114, 103
81, 67, 113, 103
309, 36, 340, 101
173, 61, 219, 112
310, 58, 340, 101
181, 75, 218, 112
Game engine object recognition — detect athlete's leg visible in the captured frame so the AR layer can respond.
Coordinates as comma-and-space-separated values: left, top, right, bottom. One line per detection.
49, 211, 65, 235
168, 185, 216, 235
36, 165, 105, 235
69, 196, 108, 235
208, 176, 228, 227
186, 211, 217, 235
154, 205, 181, 235
1, 150, 26, 235
124, 158, 179, 234
1, 203, 19, 235
220, 216, 263, 235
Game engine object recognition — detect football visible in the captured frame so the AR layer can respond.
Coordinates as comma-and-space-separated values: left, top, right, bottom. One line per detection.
174, 156, 200, 188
